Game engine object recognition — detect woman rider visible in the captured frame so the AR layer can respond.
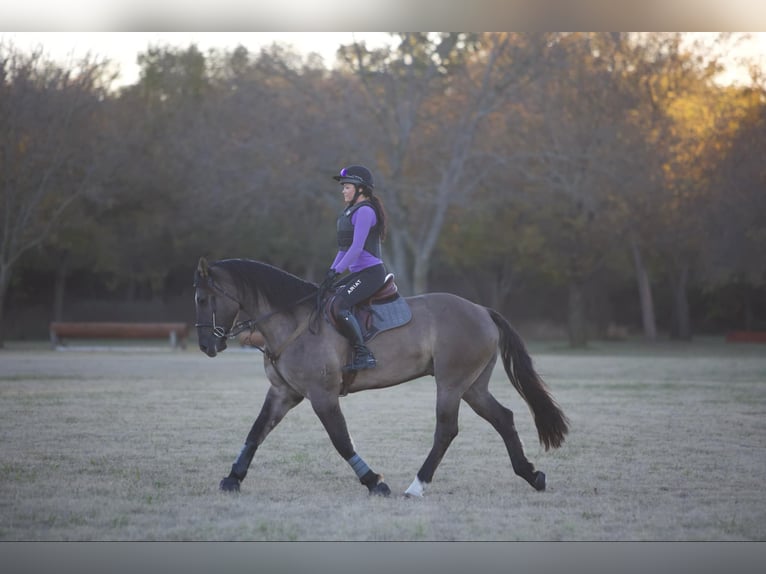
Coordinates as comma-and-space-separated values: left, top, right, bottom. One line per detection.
320, 165, 388, 371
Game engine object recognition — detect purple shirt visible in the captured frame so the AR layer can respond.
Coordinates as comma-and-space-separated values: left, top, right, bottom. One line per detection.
331, 205, 382, 273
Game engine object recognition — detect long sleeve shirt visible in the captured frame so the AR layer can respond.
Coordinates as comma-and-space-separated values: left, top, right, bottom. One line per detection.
331, 205, 383, 274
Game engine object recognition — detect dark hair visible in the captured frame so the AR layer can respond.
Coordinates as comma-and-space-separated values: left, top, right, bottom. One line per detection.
365, 193, 388, 241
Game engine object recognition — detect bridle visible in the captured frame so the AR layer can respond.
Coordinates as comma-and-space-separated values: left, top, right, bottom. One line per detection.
193, 272, 319, 353
194, 274, 266, 340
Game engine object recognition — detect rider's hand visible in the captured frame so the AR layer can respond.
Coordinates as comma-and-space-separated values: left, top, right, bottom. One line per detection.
319, 269, 339, 293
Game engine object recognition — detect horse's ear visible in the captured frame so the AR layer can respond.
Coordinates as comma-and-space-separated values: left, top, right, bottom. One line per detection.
198, 257, 209, 278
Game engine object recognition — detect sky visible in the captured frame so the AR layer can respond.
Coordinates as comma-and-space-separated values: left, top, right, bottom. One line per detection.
3, 0, 766, 31
1, 31, 764, 88
0, 32, 394, 87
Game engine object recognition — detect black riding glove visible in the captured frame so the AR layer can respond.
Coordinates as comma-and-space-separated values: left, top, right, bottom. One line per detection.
317, 269, 339, 309
319, 269, 339, 295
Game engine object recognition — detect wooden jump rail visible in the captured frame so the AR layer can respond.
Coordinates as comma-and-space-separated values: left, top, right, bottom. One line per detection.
725, 331, 766, 344
49, 321, 190, 349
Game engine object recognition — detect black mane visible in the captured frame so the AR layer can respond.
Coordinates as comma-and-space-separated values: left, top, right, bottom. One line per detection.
212, 259, 317, 310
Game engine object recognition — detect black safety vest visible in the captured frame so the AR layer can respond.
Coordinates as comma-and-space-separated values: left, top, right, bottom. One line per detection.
336, 201, 382, 258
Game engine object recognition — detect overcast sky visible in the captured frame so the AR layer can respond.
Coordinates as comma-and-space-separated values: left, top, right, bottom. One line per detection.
1, 31, 764, 88
0, 32, 394, 86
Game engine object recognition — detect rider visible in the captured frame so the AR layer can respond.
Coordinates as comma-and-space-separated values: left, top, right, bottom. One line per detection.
320, 165, 388, 371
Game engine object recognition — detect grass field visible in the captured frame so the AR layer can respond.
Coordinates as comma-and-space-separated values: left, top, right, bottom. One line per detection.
1, 338, 764, 540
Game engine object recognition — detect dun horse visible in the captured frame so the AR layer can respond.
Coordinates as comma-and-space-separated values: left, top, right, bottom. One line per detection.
194, 257, 568, 497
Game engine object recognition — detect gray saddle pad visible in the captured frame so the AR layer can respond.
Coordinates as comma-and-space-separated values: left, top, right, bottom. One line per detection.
363, 296, 412, 342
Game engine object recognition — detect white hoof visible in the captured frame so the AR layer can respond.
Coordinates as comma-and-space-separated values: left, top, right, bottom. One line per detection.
404, 477, 425, 498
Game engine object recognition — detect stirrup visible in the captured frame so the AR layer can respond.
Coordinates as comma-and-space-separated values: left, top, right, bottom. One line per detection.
343, 347, 377, 372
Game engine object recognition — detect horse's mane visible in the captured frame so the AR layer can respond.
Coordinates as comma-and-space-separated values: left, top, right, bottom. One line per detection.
212, 259, 317, 310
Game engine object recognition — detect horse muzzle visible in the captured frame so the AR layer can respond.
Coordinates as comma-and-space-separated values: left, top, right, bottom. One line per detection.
197, 330, 228, 357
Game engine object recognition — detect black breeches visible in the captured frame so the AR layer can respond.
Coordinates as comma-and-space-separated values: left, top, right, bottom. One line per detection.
335, 264, 387, 312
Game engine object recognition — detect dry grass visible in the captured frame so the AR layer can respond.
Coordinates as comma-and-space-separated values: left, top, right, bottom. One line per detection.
1, 339, 764, 540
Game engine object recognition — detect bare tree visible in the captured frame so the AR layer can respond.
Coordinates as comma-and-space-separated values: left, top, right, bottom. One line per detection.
339, 33, 549, 294
0, 42, 114, 345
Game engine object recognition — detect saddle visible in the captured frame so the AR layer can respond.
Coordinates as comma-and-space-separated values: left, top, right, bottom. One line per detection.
324, 274, 412, 397
324, 274, 402, 341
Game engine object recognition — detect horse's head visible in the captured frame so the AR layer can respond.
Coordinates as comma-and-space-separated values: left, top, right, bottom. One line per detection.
194, 257, 240, 357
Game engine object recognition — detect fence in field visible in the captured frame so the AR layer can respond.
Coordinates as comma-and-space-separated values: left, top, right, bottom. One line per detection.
49, 321, 190, 349
726, 331, 766, 343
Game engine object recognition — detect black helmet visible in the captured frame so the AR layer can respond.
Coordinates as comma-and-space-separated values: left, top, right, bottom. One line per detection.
333, 165, 374, 189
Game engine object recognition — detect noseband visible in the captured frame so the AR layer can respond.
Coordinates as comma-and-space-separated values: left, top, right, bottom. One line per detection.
194, 275, 259, 341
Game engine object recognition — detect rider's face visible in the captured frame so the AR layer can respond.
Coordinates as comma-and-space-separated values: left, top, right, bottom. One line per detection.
341, 183, 357, 203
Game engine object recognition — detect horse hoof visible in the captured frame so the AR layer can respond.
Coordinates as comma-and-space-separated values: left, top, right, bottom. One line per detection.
533, 471, 546, 491
369, 481, 391, 497
219, 477, 241, 492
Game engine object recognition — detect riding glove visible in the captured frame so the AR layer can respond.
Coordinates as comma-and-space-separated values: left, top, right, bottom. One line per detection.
319, 269, 340, 295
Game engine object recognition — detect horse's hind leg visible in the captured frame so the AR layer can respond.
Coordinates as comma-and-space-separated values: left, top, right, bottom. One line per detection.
309, 392, 391, 496
462, 361, 547, 491
404, 387, 462, 498
220, 384, 304, 492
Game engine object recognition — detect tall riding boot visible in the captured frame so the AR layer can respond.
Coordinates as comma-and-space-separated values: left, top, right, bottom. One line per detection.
338, 310, 377, 371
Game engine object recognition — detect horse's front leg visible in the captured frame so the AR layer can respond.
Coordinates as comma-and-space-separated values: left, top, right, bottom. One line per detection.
220, 384, 304, 492
310, 392, 391, 496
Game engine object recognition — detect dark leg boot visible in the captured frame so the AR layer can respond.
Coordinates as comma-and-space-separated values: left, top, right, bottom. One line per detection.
338, 310, 377, 371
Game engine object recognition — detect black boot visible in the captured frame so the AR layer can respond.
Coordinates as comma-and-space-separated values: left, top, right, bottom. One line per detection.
338, 310, 377, 371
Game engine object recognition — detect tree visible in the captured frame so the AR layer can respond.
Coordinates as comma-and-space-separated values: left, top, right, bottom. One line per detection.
704, 86, 766, 329
181, 43, 348, 279
0, 42, 115, 345
338, 33, 550, 295
637, 34, 740, 339
495, 33, 648, 347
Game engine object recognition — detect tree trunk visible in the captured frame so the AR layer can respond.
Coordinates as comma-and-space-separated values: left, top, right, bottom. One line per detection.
567, 280, 588, 348
126, 276, 137, 302
387, 233, 413, 296
742, 284, 753, 331
0, 262, 10, 348
53, 259, 69, 321
412, 253, 430, 295
669, 263, 692, 340
630, 238, 657, 341
487, 258, 515, 312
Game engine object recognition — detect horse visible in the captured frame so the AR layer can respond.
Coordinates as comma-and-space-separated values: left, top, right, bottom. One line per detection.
193, 257, 569, 497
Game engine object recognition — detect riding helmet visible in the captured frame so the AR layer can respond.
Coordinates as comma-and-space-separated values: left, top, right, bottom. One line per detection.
333, 165, 375, 190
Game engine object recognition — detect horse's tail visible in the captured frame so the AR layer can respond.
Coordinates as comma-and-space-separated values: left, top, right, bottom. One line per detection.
487, 308, 569, 451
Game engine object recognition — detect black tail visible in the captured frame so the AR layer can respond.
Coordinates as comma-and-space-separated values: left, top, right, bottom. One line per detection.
487, 308, 569, 450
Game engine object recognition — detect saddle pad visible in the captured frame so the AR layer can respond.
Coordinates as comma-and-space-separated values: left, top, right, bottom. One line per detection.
364, 296, 412, 342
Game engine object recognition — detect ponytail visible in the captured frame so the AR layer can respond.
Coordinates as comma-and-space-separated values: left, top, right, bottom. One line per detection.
366, 193, 388, 241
